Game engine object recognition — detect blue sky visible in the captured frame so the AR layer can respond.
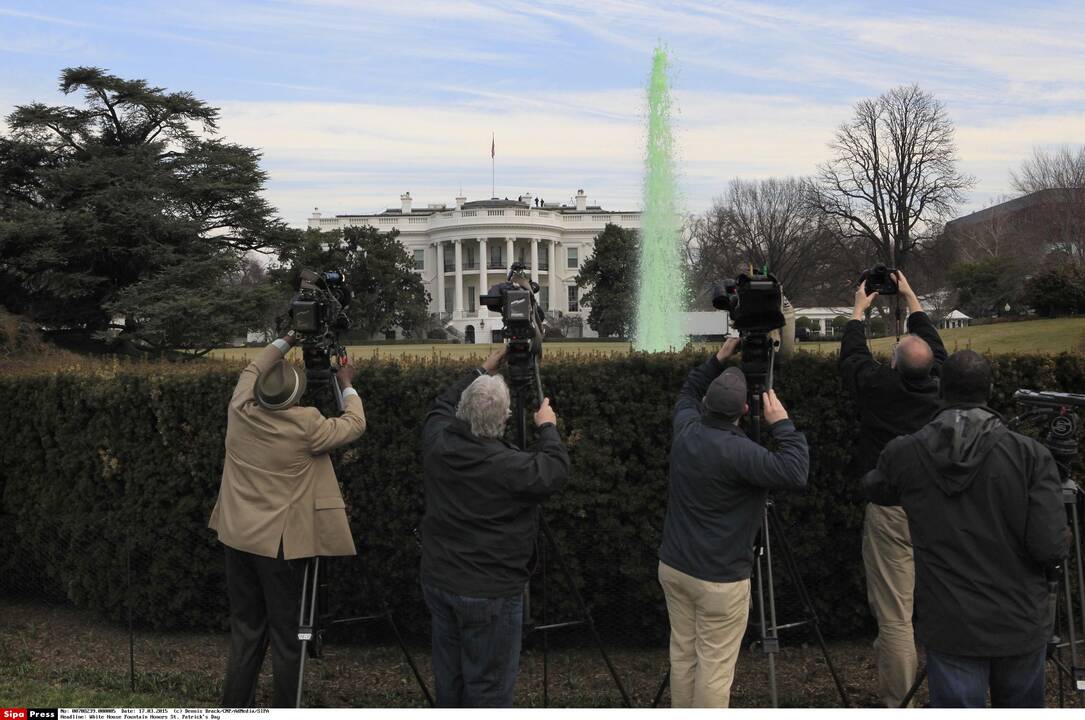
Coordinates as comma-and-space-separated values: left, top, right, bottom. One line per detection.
2, 0, 1084, 225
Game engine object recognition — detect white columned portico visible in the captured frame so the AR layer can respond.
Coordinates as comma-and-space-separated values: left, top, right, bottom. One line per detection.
453, 239, 464, 316
548, 240, 558, 311
506, 237, 514, 272
435, 241, 445, 315
478, 238, 488, 319
530, 238, 540, 286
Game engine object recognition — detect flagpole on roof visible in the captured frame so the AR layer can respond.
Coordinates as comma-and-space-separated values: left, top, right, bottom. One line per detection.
491, 132, 495, 199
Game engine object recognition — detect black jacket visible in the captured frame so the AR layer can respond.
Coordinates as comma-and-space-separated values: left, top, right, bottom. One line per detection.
863, 405, 1069, 657
420, 369, 569, 598
840, 311, 948, 478
659, 355, 810, 582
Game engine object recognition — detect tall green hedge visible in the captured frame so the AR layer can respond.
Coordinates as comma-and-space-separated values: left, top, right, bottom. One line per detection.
1, 350, 1082, 644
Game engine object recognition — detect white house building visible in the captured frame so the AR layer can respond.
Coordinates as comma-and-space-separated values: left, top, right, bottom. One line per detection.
308, 190, 641, 343
794, 307, 852, 337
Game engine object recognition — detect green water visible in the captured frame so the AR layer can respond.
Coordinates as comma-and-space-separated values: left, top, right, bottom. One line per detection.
634, 46, 687, 352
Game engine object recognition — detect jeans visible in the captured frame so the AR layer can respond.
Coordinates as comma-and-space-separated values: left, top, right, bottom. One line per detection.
422, 581, 523, 707
926, 647, 1046, 708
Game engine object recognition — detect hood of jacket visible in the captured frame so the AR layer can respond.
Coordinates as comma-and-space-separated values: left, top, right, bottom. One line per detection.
916, 404, 1006, 496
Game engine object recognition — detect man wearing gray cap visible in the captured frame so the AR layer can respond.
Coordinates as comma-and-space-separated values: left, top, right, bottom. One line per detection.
209, 331, 365, 707
658, 338, 810, 708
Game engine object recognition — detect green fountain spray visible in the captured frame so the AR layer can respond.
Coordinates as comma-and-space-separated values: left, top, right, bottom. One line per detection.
635, 46, 687, 352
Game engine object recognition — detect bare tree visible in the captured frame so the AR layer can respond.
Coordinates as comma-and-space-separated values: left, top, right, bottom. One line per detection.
726, 177, 834, 302
1011, 145, 1085, 193
685, 177, 837, 305
1009, 145, 1085, 262
811, 84, 974, 272
683, 205, 736, 309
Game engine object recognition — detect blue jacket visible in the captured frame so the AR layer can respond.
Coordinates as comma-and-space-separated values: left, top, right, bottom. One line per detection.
659, 355, 810, 582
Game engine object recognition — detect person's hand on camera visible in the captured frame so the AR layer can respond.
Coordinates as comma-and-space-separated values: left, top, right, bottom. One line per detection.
535, 397, 557, 427
336, 361, 355, 389
893, 269, 924, 314
893, 269, 916, 299
280, 330, 298, 347
482, 345, 508, 374
852, 283, 878, 320
716, 336, 741, 362
763, 389, 790, 425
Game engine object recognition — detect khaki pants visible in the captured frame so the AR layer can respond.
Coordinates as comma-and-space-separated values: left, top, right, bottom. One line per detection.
863, 503, 918, 708
658, 561, 750, 708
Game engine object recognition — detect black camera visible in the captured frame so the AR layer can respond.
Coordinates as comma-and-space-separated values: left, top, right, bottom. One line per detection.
860, 265, 898, 296
289, 269, 353, 408
712, 271, 786, 333
712, 270, 786, 392
290, 269, 352, 348
480, 263, 546, 395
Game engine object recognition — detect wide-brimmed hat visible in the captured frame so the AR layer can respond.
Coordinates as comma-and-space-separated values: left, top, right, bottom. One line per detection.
255, 359, 307, 410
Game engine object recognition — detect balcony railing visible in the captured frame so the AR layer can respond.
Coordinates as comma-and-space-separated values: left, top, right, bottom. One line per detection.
443, 263, 455, 272
463, 261, 479, 270
487, 261, 505, 269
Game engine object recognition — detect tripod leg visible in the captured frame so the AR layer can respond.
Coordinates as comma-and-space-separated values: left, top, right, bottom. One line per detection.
767, 506, 852, 708
651, 669, 670, 708
295, 557, 319, 708
1068, 499, 1085, 705
538, 516, 633, 707
542, 537, 549, 708
899, 664, 926, 708
381, 603, 435, 707
753, 510, 779, 707
355, 554, 434, 707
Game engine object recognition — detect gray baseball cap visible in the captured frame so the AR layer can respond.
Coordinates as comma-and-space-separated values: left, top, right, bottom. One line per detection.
704, 367, 747, 418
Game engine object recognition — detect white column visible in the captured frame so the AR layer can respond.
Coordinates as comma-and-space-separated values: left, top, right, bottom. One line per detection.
478, 238, 488, 319
530, 238, 540, 286
454, 239, 464, 317
548, 240, 558, 311
506, 237, 514, 272
435, 241, 445, 315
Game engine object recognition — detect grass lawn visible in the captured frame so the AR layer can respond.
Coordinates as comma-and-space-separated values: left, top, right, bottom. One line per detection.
207, 317, 1085, 363
798, 316, 1085, 356
4, 598, 1082, 708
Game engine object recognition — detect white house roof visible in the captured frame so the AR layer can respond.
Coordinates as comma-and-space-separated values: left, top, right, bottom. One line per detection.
945, 309, 971, 319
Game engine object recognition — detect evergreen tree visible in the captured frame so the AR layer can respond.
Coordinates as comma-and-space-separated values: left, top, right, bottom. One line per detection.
0, 67, 297, 353
575, 224, 639, 338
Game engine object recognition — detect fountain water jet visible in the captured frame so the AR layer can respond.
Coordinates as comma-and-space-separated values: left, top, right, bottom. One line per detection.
634, 46, 687, 353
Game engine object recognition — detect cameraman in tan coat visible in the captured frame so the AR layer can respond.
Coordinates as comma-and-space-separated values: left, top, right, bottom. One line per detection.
209, 331, 365, 707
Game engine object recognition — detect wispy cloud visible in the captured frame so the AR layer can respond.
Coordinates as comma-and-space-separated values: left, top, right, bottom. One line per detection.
1, 0, 1082, 225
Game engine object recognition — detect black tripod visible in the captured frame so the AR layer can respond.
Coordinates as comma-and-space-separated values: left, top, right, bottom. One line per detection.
898, 390, 1085, 708
292, 358, 434, 708
651, 339, 850, 708
507, 362, 633, 708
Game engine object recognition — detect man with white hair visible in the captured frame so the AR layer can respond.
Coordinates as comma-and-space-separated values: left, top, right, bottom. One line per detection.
419, 345, 568, 707
840, 269, 947, 708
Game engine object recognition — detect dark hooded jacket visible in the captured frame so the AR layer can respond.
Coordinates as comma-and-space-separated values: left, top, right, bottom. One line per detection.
840, 311, 948, 481
659, 355, 810, 582
420, 369, 569, 598
863, 405, 1069, 656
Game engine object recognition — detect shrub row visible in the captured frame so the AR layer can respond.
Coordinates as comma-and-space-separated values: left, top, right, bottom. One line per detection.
1, 350, 1082, 644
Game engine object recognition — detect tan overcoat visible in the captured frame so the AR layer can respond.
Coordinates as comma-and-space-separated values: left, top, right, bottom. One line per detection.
209, 343, 364, 559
